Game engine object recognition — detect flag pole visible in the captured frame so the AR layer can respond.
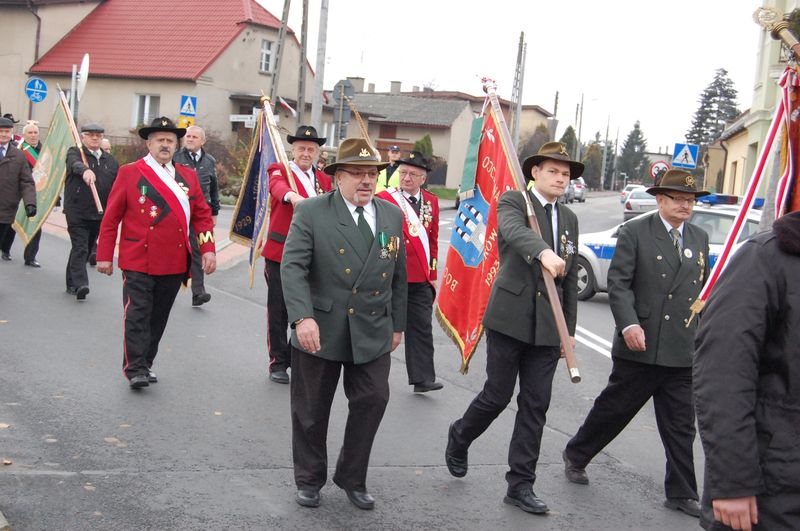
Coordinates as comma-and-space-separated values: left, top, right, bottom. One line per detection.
483, 79, 581, 383
57, 85, 103, 214
261, 93, 299, 195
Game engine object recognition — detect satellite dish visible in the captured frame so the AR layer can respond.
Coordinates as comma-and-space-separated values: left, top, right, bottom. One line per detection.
76, 53, 90, 102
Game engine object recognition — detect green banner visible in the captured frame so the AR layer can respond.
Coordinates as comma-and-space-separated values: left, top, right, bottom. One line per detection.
12, 98, 76, 244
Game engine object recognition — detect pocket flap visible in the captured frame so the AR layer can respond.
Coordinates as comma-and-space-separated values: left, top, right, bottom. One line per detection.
496, 275, 525, 295
312, 295, 333, 312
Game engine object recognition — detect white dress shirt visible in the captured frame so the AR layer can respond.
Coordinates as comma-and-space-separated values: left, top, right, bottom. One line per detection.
341, 195, 376, 235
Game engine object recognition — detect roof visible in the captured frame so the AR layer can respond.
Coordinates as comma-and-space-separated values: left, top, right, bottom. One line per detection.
403, 89, 553, 118
0, 0, 89, 5
30, 0, 287, 80
352, 93, 471, 128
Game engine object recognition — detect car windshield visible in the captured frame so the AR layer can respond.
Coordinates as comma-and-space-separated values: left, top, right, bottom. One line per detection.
690, 211, 762, 245
629, 191, 652, 199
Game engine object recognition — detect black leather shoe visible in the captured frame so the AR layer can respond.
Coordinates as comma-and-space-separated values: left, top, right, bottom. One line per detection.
24, 260, 41, 268
562, 450, 589, 485
129, 375, 150, 389
269, 370, 290, 384
147, 371, 158, 383
192, 292, 211, 306
445, 422, 468, 477
413, 380, 444, 393
1, 253, 10, 261
664, 498, 701, 518
295, 488, 320, 508
503, 489, 549, 514
76, 286, 89, 300
342, 489, 375, 510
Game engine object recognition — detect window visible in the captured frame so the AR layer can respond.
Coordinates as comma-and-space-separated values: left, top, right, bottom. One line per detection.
133, 94, 160, 127
379, 124, 397, 139
260, 39, 274, 73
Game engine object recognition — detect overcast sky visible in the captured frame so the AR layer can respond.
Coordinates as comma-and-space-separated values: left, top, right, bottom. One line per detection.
259, 0, 763, 154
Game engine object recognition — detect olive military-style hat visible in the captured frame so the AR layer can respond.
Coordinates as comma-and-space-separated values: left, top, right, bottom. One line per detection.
324, 138, 388, 174
647, 169, 710, 197
522, 141, 585, 180
138, 116, 186, 140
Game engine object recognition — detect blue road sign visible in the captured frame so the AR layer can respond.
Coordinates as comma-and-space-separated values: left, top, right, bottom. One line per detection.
672, 143, 699, 169
25, 77, 48, 103
179, 95, 197, 117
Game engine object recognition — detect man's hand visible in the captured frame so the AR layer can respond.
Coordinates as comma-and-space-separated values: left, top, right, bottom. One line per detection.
622, 325, 646, 352
96, 261, 113, 275
201, 252, 216, 274
539, 249, 566, 278
560, 336, 576, 359
391, 332, 403, 351
286, 192, 305, 207
296, 318, 321, 353
82, 169, 96, 186
212, 215, 217, 227
25, 204, 36, 218
713, 496, 758, 531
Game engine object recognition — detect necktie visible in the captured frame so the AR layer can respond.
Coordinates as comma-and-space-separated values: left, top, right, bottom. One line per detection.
191, 152, 198, 166
670, 228, 682, 259
0, 146, 5, 158
355, 206, 374, 247
408, 195, 420, 215
543, 203, 555, 249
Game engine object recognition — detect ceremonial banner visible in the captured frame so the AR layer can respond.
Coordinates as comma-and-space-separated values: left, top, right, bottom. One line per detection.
12, 92, 76, 244
435, 104, 520, 372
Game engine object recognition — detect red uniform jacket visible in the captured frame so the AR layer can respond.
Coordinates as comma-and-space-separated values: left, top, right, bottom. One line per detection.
97, 159, 215, 276
376, 187, 439, 287
261, 163, 332, 263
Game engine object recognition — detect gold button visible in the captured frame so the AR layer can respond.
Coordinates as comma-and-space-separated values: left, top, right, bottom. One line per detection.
692, 280, 697, 284
345, 268, 352, 274
656, 255, 663, 261
348, 308, 355, 315
352, 288, 358, 294
661, 273, 667, 278
688, 297, 693, 301
382, 272, 388, 278
373, 291, 380, 296
684, 318, 689, 324
667, 294, 673, 300
370, 310, 377, 315
339, 248, 345, 255
526, 255, 532, 262
664, 315, 670, 321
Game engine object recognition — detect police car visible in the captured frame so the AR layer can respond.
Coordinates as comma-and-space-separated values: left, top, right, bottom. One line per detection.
576, 197, 764, 301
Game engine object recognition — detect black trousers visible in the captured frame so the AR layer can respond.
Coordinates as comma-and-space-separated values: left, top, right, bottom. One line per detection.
404, 282, 436, 384
65, 214, 100, 289
1, 227, 41, 261
565, 357, 698, 500
450, 328, 560, 492
121, 270, 183, 380
290, 347, 391, 491
188, 228, 205, 296
264, 259, 290, 372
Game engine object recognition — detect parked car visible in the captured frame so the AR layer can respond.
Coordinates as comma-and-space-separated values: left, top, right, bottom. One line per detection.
623, 189, 658, 220
619, 183, 645, 204
558, 181, 575, 204
576, 205, 764, 301
572, 177, 586, 202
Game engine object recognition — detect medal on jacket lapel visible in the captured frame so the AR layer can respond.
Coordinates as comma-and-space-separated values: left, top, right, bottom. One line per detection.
139, 185, 148, 204
408, 223, 420, 237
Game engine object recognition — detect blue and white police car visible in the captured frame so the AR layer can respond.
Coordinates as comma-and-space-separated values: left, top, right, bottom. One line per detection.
576, 196, 765, 301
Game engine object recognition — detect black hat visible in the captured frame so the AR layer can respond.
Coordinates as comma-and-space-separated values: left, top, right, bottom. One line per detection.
138, 116, 186, 140
2, 113, 19, 124
0, 117, 14, 129
647, 169, 710, 197
287, 125, 326, 146
397, 150, 431, 171
522, 141, 584, 180
81, 122, 105, 133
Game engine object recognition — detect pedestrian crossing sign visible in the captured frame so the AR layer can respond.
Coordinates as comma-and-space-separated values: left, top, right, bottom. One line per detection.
672, 143, 699, 169
179, 95, 197, 117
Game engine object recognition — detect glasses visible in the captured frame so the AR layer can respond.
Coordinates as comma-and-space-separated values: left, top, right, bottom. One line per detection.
398, 170, 424, 178
662, 193, 695, 206
338, 168, 379, 179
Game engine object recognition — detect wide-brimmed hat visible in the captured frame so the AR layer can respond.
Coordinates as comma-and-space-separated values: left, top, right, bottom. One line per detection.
522, 141, 584, 180
647, 169, 709, 197
287, 125, 326, 146
324, 138, 389, 174
138, 116, 186, 140
397, 150, 431, 172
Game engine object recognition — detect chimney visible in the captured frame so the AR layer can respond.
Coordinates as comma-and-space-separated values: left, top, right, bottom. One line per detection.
347, 76, 365, 92
390, 81, 401, 94
412, 86, 420, 92
368, 83, 375, 93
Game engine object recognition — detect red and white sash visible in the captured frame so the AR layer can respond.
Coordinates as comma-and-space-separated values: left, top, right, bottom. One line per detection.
289, 161, 317, 198
386, 187, 430, 277
136, 156, 191, 240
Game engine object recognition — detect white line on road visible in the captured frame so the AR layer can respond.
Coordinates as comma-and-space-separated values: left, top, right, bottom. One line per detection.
575, 325, 613, 348
575, 334, 611, 358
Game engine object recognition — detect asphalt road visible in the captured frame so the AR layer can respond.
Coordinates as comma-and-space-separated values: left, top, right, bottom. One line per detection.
0, 191, 705, 530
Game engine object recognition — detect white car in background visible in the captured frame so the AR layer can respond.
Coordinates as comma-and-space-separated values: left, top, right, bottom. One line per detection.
576, 205, 764, 301
619, 184, 645, 204
623, 189, 658, 220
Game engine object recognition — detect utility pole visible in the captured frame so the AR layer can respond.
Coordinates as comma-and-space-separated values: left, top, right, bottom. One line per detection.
268, 0, 292, 109
600, 116, 610, 189
611, 126, 620, 190
309, 0, 329, 131
296, 0, 309, 125
576, 93, 584, 161
510, 32, 526, 148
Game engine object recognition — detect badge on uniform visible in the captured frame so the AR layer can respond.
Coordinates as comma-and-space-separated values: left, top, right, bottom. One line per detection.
379, 232, 391, 259
683, 248, 693, 259
150, 205, 158, 218
139, 185, 148, 204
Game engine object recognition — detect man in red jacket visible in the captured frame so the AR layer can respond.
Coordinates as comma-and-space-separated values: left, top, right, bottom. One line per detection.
376, 151, 441, 392
96, 117, 216, 389
261, 125, 332, 384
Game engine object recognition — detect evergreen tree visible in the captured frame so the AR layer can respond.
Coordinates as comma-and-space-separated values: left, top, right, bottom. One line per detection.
581, 143, 603, 189
603, 141, 616, 190
413, 134, 434, 157
686, 68, 740, 146
617, 121, 648, 184
558, 126, 578, 158
517, 123, 551, 162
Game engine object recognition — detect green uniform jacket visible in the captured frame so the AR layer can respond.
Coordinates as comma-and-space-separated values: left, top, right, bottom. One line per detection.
482, 190, 579, 346
281, 190, 408, 364
608, 212, 710, 367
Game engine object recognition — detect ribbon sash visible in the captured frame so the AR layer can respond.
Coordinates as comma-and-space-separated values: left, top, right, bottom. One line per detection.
289, 161, 316, 198
135, 158, 190, 241
387, 187, 431, 276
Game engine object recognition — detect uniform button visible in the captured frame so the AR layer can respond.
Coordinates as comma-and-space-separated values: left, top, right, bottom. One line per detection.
667, 294, 673, 300
140, 209, 145, 214
684, 318, 689, 324
339, 248, 345, 255
537, 291, 542, 297
661, 273, 667, 278
149, 226, 154, 230
657, 255, 663, 260
382, 272, 388, 278
664, 315, 670, 321
352, 288, 358, 294
526, 255, 531, 262
178, 243, 182, 248
688, 297, 693, 301
370, 310, 377, 315
144, 244, 148, 248
348, 308, 355, 315
374, 291, 380, 296
692, 280, 697, 284
178, 228, 182, 232
345, 268, 352, 274
406, 239, 410, 244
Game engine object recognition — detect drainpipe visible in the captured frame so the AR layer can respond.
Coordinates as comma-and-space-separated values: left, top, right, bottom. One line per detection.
719, 139, 729, 194
27, 0, 42, 121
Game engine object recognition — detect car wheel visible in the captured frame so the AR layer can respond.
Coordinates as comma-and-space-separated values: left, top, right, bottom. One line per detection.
576, 256, 596, 301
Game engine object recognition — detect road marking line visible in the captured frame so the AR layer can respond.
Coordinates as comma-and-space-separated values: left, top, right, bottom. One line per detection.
575, 334, 611, 358
576, 325, 613, 348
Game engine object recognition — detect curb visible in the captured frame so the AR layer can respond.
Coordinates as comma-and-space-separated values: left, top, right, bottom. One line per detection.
0, 509, 10, 531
